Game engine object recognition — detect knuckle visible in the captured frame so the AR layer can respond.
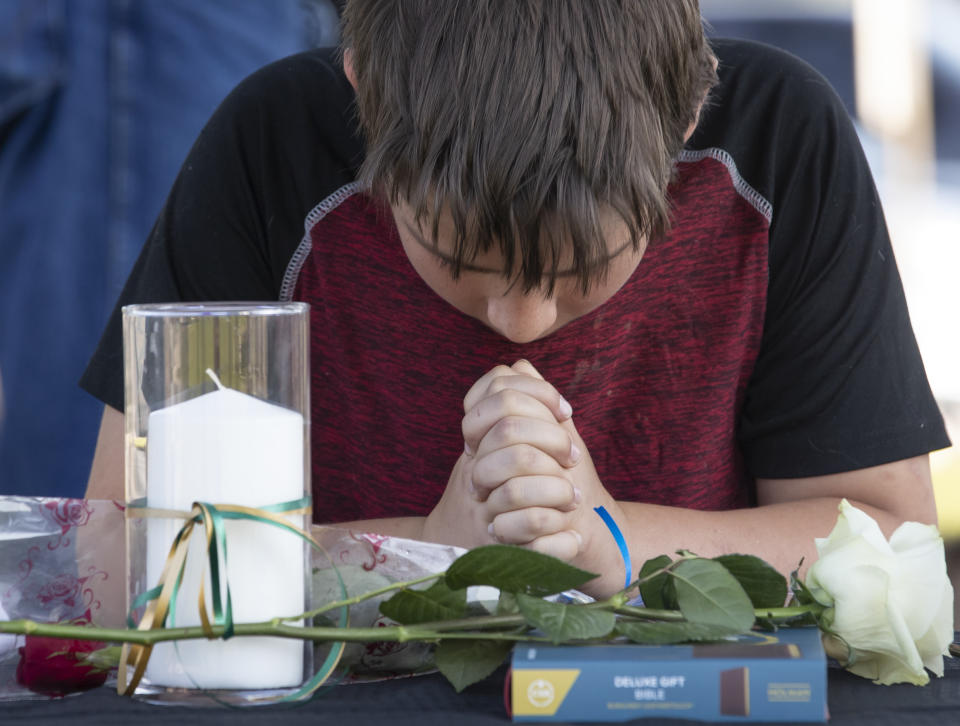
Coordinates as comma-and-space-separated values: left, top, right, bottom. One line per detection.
504, 480, 526, 509
487, 377, 508, 395
512, 445, 541, 470
485, 366, 512, 393
469, 461, 490, 491
497, 388, 522, 411
525, 507, 553, 533
490, 416, 521, 445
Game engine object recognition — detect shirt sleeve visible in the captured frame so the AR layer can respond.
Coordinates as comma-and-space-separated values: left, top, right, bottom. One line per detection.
717, 41, 951, 477
79, 49, 362, 411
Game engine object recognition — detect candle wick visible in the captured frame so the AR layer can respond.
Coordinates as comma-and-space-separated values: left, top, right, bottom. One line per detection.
205, 368, 225, 391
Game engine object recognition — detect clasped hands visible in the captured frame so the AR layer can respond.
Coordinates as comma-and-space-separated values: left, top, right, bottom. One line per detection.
423, 360, 624, 586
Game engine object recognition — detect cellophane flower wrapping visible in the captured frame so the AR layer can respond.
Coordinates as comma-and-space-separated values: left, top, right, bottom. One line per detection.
0, 497, 477, 700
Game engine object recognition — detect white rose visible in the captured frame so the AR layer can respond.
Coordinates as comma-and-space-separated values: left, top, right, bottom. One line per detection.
805, 499, 954, 685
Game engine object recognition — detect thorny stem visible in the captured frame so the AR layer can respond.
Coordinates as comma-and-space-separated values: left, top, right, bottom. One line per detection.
0, 618, 554, 646
0, 602, 821, 648
293, 571, 443, 622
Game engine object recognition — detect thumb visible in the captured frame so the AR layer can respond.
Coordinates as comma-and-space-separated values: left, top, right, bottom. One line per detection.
511, 358, 544, 380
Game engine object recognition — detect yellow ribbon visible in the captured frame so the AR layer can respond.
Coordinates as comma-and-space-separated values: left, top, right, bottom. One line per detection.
118, 499, 346, 700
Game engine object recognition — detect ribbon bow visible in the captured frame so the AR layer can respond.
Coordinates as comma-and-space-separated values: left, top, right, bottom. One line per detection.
119, 498, 346, 701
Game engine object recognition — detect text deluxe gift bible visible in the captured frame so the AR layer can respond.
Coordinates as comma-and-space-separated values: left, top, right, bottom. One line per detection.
511, 627, 827, 722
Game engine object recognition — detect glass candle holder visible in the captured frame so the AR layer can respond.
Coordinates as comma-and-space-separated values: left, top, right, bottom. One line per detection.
121, 302, 311, 705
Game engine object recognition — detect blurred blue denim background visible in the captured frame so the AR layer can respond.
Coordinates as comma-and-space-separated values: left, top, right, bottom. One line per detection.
0, 0, 340, 497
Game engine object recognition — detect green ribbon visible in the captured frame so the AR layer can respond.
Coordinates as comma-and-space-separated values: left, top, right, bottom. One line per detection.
122, 497, 347, 703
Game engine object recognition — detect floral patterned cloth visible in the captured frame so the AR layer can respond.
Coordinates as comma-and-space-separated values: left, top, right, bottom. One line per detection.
0, 497, 471, 700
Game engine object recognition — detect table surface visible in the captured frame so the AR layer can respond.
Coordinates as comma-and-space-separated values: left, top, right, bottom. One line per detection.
5, 654, 960, 726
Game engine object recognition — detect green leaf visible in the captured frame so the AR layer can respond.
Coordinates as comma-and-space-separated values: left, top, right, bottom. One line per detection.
712, 554, 787, 608
637, 555, 675, 609
379, 580, 467, 624
76, 645, 122, 673
497, 591, 520, 616
516, 593, 616, 644
670, 558, 755, 632
615, 620, 739, 644
435, 639, 514, 692
445, 545, 597, 596
789, 563, 820, 607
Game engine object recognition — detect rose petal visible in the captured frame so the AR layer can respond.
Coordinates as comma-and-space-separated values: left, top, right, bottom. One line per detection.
888, 529, 949, 639
807, 500, 955, 686
16, 636, 109, 697
825, 565, 927, 685
913, 582, 955, 677
807, 534, 897, 607
814, 500, 894, 559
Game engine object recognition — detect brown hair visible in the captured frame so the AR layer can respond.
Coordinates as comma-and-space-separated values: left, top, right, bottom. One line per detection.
342, 0, 717, 292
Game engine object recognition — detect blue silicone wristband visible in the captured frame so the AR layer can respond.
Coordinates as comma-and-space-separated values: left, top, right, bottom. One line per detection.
593, 505, 632, 590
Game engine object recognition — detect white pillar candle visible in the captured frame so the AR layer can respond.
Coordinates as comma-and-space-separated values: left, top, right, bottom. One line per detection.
143, 374, 305, 689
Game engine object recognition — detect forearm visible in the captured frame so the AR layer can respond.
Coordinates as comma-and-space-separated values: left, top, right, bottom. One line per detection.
319, 516, 427, 541
582, 494, 931, 599
86, 406, 124, 500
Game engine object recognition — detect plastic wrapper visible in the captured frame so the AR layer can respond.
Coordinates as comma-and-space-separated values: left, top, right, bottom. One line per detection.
0, 497, 491, 700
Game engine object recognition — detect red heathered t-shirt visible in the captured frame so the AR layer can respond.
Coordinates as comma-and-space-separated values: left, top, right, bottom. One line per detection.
290, 154, 769, 522
80, 41, 950, 522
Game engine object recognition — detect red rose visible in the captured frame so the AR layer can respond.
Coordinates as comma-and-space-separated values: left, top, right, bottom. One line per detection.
16, 635, 109, 697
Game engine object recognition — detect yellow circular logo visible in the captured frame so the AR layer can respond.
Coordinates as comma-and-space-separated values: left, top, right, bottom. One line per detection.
527, 678, 555, 708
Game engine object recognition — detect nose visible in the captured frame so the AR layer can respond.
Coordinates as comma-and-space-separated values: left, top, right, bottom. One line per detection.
485, 290, 558, 343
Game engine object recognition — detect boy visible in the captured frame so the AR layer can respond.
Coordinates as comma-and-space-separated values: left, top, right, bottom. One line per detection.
83, 1, 948, 596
